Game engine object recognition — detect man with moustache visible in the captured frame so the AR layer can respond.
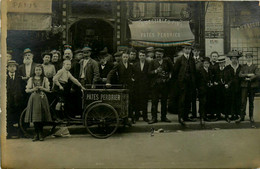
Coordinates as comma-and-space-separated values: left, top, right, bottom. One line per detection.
133, 50, 150, 122
148, 48, 173, 124
172, 44, 196, 126
79, 47, 100, 88
18, 48, 37, 109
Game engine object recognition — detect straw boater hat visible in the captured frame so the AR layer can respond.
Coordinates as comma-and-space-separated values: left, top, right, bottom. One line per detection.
227, 51, 242, 59
245, 53, 253, 58
7, 60, 18, 67
216, 56, 226, 63
146, 47, 154, 53
155, 48, 164, 53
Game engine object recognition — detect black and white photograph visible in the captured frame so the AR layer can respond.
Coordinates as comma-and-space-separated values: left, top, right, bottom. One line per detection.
1, 0, 260, 168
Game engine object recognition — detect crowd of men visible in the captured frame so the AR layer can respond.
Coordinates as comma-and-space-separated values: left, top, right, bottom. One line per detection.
6, 43, 260, 138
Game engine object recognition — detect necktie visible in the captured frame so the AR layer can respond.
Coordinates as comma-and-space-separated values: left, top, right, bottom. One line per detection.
11, 73, 14, 80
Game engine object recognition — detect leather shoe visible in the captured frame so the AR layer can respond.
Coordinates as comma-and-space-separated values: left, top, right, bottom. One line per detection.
184, 117, 196, 122
179, 118, 186, 126
161, 118, 171, 123
148, 119, 158, 124
225, 117, 231, 123
143, 118, 149, 122
32, 134, 39, 142
250, 117, 254, 123
200, 119, 205, 126
235, 116, 244, 124
131, 118, 136, 124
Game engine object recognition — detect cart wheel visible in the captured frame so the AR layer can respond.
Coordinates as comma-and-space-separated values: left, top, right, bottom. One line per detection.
85, 103, 119, 139
19, 108, 57, 138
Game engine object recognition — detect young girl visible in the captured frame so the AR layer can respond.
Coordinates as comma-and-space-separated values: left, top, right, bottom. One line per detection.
24, 64, 52, 141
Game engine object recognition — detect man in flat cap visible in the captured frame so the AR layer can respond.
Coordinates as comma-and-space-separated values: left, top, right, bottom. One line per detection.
148, 48, 173, 124
79, 47, 100, 88
146, 47, 155, 63
7, 60, 22, 138
172, 44, 196, 125
18, 48, 37, 111
225, 51, 242, 121
236, 53, 260, 123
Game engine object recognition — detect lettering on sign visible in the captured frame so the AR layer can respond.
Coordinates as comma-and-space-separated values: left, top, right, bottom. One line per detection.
7, 0, 52, 13
86, 94, 121, 101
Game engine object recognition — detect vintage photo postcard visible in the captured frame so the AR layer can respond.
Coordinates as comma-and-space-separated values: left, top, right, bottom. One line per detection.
1, 0, 260, 168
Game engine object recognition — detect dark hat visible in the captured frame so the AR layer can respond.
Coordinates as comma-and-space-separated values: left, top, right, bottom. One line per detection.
82, 46, 92, 52
192, 43, 200, 50
23, 48, 33, 55
182, 44, 192, 48
139, 50, 146, 54
41, 52, 52, 58
202, 57, 210, 63
114, 51, 123, 58
7, 60, 18, 67
245, 53, 253, 58
155, 48, 164, 53
146, 47, 154, 52
227, 51, 242, 58
216, 56, 226, 63
129, 48, 137, 53
99, 50, 107, 56
64, 44, 72, 49
117, 46, 128, 52
74, 49, 83, 54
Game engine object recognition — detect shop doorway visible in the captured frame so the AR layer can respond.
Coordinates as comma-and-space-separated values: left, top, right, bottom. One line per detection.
69, 18, 114, 58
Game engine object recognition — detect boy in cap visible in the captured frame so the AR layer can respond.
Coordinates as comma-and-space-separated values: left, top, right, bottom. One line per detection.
236, 53, 260, 123
6, 60, 22, 138
148, 48, 173, 124
212, 56, 230, 122
106, 52, 135, 124
225, 51, 242, 121
197, 57, 213, 126
79, 47, 100, 88
173, 44, 196, 125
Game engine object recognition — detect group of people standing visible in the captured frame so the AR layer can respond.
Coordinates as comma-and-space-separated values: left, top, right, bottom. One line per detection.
6, 43, 259, 141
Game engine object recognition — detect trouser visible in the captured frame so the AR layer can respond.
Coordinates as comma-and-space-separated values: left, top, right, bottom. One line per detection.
34, 122, 43, 135
134, 95, 148, 119
241, 87, 255, 117
191, 89, 198, 117
198, 90, 210, 119
215, 85, 227, 117
229, 87, 241, 117
151, 84, 168, 120
178, 84, 193, 120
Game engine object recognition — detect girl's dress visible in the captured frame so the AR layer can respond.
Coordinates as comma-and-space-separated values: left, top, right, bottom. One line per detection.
24, 77, 52, 123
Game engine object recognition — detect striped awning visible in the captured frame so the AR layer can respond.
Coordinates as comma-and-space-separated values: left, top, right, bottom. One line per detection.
129, 20, 194, 47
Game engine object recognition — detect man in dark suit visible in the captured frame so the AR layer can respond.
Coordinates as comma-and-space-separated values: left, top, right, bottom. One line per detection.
129, 48, 138, 64
225, 51, 242, 121
98, 52, 114, 85
197, 57, 213, 126
172, 44, 196, 125
18, 48, 37, 110
191, 43, 203, 119
7, 60, 22, 138
236, 53, 260, 123
79, 47, 100, 88
106, 52, 135, 123
212, 56, 231, 122
133, 50, 150, 122
148, 48, 173, 124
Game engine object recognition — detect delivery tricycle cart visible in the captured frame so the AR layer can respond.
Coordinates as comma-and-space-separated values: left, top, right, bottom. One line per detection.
19, 86, 129, 139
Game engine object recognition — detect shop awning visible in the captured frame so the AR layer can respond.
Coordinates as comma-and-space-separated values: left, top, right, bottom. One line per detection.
129, 20, 194, 47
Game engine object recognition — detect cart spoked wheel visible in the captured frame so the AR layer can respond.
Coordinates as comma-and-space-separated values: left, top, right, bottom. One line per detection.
19, 108, 57, 138
85, 103, 119, 139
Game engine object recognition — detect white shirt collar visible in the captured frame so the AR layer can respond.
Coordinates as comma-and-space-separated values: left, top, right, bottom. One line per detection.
203, 67, 208, 72
184, 53, 189, 59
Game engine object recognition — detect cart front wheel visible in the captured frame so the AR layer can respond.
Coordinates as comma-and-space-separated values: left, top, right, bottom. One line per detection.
85, 103, 119, 139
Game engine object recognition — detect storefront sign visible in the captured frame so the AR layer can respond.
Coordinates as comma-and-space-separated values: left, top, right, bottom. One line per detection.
129, 20, 194, 45
7, 0, 52, 13
7, 13, 52, 30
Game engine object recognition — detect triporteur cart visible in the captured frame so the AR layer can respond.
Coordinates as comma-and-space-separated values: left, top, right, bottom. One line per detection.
19, 86, 130, 139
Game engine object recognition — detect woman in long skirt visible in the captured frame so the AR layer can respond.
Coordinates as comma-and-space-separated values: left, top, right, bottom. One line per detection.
24, 64, 52, 141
